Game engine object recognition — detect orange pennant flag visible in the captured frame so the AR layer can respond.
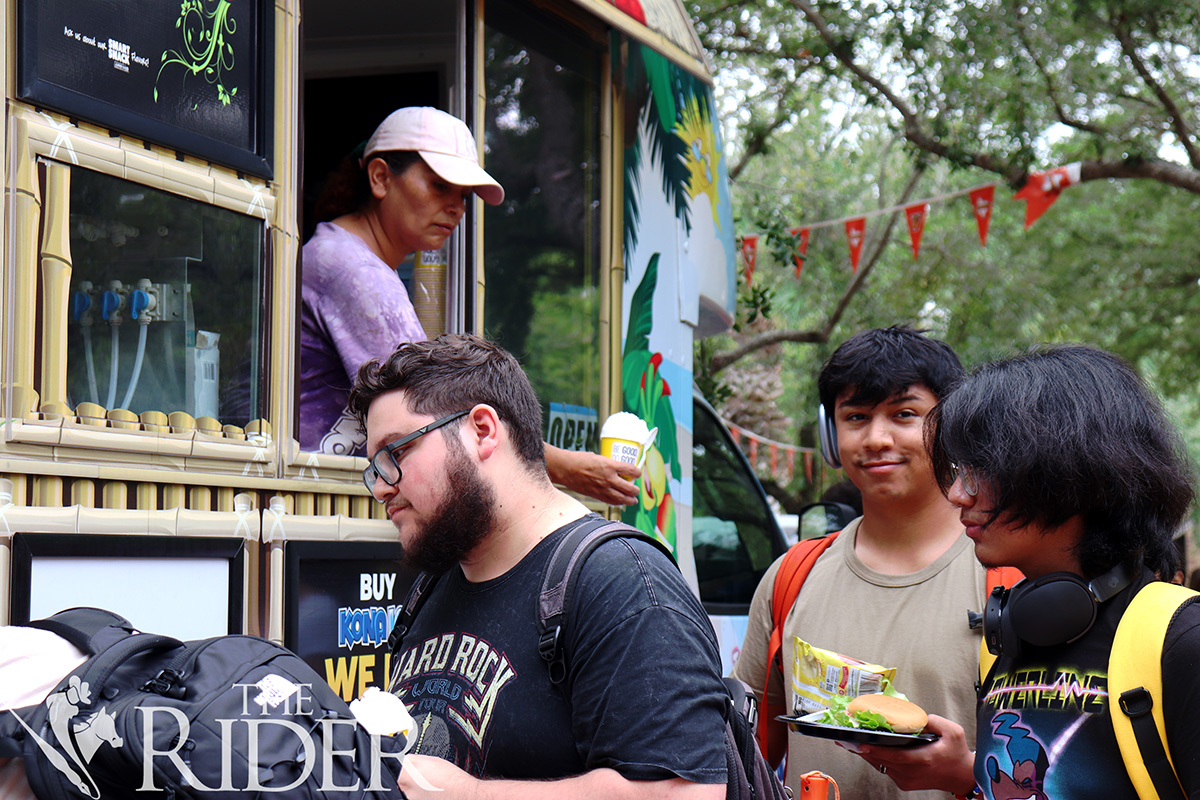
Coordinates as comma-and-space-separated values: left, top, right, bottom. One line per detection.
769, 442, 779, 475
789, 227, 810, 278
787, 451, 795, 483
803, 451, 813, 482
1013, 163, 1081, 229
730, 426, 741, 446
741, 234, 759, 285
968, 186, 995, 246
748, 438, 758, 466
904, 203, 928, 261
845, 218, 866, 273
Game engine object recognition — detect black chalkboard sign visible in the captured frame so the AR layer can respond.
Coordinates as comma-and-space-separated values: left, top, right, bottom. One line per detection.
18, 0, 273, 178
284, 540, 417, 701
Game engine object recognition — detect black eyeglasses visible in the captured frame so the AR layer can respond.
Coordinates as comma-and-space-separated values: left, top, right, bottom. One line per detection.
950, 462, 979, 497
363, 410, 469, 501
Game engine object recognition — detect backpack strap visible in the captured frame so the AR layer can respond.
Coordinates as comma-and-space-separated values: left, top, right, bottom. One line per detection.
537, 514, 673, 686
388, 571, 442, 660
23, 607, 133, 656
759, 532, 839, 756
977, 567, 1024, 686
1109, 581, 1198, 800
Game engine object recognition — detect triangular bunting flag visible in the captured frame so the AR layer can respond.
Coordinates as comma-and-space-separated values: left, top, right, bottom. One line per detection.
904, 203, 928, 261
1013, 163, 1081, 229
803, 451, 813, 482
769, 442, 778, 475
730, 427, 741, 446
789, 227, 810, 278
968, 186, 995, 246
748, 438, 758, 467
740, 234, 759, 285
845, 218, 866, 273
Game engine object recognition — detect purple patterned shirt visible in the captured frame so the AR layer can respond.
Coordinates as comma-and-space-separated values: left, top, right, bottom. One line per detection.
299, 222, 425, 454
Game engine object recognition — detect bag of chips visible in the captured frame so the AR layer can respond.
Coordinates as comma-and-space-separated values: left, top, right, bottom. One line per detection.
790, 637, 896, 715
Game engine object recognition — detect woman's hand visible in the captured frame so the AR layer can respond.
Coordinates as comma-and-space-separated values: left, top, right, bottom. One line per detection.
545, 445, 641, 506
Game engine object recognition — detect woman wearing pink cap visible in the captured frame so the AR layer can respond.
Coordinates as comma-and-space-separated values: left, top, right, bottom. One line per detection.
300, 107, 639, 505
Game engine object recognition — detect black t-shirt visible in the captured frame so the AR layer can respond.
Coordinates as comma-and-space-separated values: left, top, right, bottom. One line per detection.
976, 570, 1200, 799
388, 515, 728, 784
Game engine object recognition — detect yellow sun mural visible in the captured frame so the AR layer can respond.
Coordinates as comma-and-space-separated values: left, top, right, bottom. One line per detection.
675, 97, 722, 226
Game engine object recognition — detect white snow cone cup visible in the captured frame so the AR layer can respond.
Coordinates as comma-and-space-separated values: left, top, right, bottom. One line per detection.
600, 412, 658, 468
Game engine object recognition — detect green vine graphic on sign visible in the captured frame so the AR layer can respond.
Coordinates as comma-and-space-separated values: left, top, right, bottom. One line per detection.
154, 0, 238, 107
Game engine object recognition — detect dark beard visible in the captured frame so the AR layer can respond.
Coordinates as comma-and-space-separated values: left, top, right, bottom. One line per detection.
402, 442, 497, 574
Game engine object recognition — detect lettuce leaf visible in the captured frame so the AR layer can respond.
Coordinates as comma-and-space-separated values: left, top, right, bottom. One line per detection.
814, 683, 906, 731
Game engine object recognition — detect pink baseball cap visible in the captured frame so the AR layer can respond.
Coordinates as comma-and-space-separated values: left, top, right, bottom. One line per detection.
363, 107, 505, 206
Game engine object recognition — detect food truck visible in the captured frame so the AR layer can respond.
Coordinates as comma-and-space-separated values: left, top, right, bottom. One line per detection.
0, 0, 784, 695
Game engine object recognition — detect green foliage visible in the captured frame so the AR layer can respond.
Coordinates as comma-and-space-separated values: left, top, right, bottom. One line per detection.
694, 338, 733, 407
689, 0, 1200, 480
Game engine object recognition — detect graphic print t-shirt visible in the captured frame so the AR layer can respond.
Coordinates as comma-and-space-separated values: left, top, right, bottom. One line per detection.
975, 572, 1200, 800
387, 517, 728, 783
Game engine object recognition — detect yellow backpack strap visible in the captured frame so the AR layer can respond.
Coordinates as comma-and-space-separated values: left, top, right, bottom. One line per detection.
1109, 581, 1198, 800
978, 637, 996, 685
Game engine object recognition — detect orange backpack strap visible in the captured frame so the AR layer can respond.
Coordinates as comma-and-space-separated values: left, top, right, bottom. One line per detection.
759, 531, 840, 755
986, 566, 1023, 596
978, 566, 1024, 683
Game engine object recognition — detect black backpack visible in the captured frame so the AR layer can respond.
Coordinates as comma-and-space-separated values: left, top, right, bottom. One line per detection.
0, 607, 406, 799
388, 515, 788, 800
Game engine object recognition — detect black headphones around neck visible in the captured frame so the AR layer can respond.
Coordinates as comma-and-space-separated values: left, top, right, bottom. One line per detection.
817, 404, 840, 468
983, 559, 1136, 658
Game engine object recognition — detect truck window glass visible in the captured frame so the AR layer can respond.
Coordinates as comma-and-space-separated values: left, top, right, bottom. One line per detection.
65, 169, 264, 426
482, 3, 603, 452
692, 397, 781, 607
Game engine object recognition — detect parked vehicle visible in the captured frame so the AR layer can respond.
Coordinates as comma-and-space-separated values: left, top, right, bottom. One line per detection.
691, 391, 788, 673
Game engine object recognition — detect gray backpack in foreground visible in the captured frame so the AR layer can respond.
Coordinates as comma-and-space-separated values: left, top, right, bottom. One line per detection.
0, 607, 406, 799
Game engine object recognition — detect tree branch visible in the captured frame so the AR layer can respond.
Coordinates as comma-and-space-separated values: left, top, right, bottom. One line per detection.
708, 164, 927, 374
1010, 3, 1106, 136
1079, 158, 1200, 194
817, 163, 927, 338
786, 0, 1024, 183
730, 71, 810, 180
1108, 11, 1199, 168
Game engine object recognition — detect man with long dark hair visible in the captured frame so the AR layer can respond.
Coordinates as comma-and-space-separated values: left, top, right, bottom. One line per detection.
877, 344, 1200, 799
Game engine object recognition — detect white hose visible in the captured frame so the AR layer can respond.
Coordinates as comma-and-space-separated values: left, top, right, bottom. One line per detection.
120, 322, 149, 410
82, 325, 99, 405
105, 324, 120, 409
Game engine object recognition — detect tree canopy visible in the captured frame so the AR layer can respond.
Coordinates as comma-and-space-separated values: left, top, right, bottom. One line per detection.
695, 0, 1200, 191
689, 0, 1200, 502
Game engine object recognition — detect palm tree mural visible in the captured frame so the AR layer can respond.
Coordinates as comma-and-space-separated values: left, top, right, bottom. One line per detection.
619, 45, 731, 549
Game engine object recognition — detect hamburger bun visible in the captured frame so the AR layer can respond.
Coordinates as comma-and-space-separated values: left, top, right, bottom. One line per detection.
846, 693, 928, 734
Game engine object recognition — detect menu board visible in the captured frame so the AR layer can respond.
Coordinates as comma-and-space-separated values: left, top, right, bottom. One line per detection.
18, 0, 272, 177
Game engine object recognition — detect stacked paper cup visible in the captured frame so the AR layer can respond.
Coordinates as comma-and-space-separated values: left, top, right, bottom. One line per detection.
413, 247, 447, 336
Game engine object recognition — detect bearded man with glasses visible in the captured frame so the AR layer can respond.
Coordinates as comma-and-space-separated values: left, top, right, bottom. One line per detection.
347, 333, 728, 800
